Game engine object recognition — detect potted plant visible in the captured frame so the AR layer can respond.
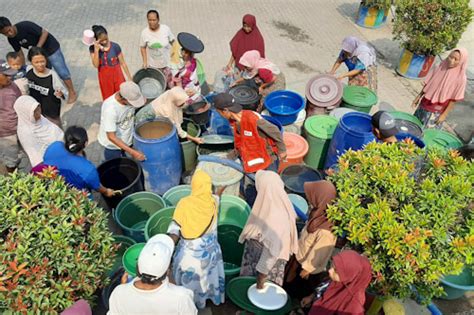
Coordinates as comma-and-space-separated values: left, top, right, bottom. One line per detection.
0, 169, 116, 313
393, 0, 473, 79
356, 0, 392, 28
326, 140, 473, 311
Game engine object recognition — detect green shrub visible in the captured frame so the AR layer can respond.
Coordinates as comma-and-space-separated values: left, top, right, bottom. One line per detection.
0, 169, 116, 314
362, 0, 392, 10
327, 140, 473, 303
393, 0, 473, 56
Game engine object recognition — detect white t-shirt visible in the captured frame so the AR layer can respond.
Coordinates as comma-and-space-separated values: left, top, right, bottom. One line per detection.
107, 277, 197, 315
98, 94, 135, 150
140, 25, 175, 69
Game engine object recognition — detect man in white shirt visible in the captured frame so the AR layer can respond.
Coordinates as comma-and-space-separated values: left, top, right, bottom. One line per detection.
140, 10, 175, 70
98, 81, 146, 161
108, 234, 197, 315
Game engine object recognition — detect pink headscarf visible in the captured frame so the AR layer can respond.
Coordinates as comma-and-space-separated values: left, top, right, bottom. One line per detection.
341, 36, 376, 67
239, 170, 298, 260
239, 50, 280, 78
422, 48, 468, 105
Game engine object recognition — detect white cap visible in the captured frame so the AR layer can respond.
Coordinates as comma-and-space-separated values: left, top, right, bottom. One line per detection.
138, 234, 175, 278
119, 81, 146, 108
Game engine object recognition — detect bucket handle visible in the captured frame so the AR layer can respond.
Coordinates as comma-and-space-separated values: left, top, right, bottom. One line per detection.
112, 207, 117, 221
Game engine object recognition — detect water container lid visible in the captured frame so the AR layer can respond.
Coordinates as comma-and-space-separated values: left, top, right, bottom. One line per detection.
280, 165, 322, 195
226, 276, 292, 314
329, 107, 356, 120
304, 115, 339, 140
389, 111, 423, 128
197, 152, 243, 186
394, 119, 423, 138
342, 85, 378, 107
423, 129, 463, 149
305, 74, 343, 108
229, 85, 260, 105
202, 134, 234, 145
283, 132, 309, 159
122, 243, 145, 277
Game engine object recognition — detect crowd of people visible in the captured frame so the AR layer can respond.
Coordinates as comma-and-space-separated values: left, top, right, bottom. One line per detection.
0, 7, 470, 315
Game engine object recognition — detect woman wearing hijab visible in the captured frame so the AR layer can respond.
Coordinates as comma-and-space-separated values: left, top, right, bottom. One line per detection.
227, 14, 265, 72
13, 95, 63, 167
301, 250, 372, 315
239, 170, 298, 288
329, 36, 377, 92
287, 180, 338, 284
412, 48, 468, 127
134, 86, 203, 144
232, 50, 285, 111
168, 169, 225, 309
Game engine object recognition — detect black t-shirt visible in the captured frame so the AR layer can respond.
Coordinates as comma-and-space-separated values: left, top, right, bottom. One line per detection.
8, 21, 60, 57
26, 69, 61, 119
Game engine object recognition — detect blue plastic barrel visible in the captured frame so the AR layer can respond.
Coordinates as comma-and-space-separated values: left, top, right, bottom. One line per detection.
133, 118, 182, 195
324, 112, 375, 169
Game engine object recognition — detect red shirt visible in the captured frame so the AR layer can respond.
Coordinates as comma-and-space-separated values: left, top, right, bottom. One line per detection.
258, 68, 274, 83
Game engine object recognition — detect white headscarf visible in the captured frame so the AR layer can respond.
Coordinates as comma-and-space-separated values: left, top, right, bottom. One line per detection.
14, 95, 64, 167
341, 36, 376, 68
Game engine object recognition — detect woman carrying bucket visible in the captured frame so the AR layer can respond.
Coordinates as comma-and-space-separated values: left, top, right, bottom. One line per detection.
329, 36, 377, 92
167, 169, 225, 309
135, 86, 203, 144
239, 170, 298, 288
412, 48, 468, 127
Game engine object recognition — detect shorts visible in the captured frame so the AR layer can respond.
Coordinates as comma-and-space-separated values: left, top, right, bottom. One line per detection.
0, 134, 21, 168
47, 48, 71, 81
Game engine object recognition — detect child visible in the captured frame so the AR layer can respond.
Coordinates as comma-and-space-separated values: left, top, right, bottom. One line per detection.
6, 51, 28, 94
89, 25, 131, 100
25, 47, 67, 127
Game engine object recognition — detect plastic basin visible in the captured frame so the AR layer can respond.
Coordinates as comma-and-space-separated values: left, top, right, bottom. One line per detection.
107, 235, 136, 278
218, 223, 244, 279
114, 192, 166, 242
122, 243, 145, 277
144, 206, 176, 240
218, 195, 251, 228
163, 185, 191, 206
280, 165, 322, 196
265, 90, 305, 126
396, 133, 425, 148
440, 266, 474, 300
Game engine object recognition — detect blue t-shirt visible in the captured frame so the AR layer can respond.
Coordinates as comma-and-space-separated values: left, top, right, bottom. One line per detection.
339, 50, 366, 71
43, 141, 101, 191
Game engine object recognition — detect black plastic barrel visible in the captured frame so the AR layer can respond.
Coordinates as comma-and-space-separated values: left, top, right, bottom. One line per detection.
97, 157, 145, 210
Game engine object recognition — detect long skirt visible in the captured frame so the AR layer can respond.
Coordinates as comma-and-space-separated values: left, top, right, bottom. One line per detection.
240, 239, 287, 286
172, 227, 225, 309
296, 227, 336, 274
98, 65, 125, 100
348, 65, 377, 93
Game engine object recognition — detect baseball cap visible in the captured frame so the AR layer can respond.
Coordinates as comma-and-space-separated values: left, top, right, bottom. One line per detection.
119, 81, 146, 108
213, 93, 242, 113
0, 59, 18, 76
372, 111, 399, 138
138, 234, 175, 278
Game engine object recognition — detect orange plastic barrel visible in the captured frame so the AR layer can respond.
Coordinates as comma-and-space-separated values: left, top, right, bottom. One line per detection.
278, 132, 309, 173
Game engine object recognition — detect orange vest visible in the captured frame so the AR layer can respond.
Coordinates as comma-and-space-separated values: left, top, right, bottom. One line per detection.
232, 110, 277, 173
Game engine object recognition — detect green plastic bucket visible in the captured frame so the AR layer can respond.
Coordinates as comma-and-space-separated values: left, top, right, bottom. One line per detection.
162, 185, 191, 206
423, 129, 463, 150
218, 224, 244, 280
226, 276, 293, 314
303, 115, 339, 170
440, 266, 474, 300
218, 195, 251, 228
107, 235, 136, 278
145, 206, 176, 240
122, 243, 145, 277
114, 192, 166, 242
341, 85, 377, 113
180, 119, 201, 172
